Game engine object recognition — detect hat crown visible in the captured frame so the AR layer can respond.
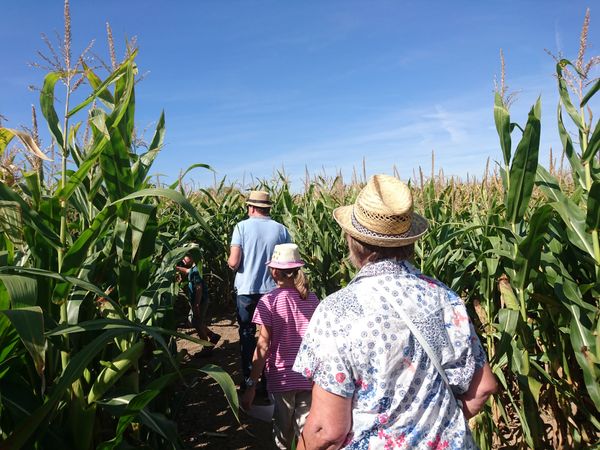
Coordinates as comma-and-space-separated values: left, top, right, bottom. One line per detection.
246, 190, 272, 206
268, 243, 304, 268
353, 175, 413, 235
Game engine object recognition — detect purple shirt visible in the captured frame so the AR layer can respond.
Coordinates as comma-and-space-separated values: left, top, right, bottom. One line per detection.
253, 287, 319, 393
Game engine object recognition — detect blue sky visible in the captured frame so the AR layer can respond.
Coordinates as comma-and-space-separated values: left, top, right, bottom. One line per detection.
1, 1, 597, 188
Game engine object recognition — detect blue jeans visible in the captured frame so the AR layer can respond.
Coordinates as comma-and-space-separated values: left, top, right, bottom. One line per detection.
236, 293, 263, 379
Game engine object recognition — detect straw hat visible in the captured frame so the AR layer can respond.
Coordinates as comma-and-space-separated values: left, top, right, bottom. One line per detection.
333, 174, 428, 247
246, 190, 272, 208
266, 243, 305, 269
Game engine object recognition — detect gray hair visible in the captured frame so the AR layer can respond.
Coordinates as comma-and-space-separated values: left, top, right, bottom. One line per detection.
346, 234, 415, 268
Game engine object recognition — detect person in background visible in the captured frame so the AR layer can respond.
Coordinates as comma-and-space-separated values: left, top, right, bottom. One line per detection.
176, 248, 220, 355
228, 190, 292, 389
242, 243, 319, 450
294, 174, 497, 450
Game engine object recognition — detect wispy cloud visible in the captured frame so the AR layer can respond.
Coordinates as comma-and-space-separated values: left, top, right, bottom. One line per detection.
554, 21, 563, 55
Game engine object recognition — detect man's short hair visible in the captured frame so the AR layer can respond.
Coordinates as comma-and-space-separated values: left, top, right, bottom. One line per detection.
250, 205, 271, 215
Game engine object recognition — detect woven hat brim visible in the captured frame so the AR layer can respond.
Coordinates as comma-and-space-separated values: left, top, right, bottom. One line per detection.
265, 260, 305, 269
333, 205, 428, 247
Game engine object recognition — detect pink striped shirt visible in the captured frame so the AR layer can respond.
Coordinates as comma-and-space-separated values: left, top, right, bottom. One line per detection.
253, 287, 319, 393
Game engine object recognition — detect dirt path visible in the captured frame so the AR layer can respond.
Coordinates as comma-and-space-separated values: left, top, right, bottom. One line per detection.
174, 310, 272, 449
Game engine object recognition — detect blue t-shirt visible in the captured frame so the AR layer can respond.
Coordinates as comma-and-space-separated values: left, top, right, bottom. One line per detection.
231, 216, 291, 294
187, 265, 207, 304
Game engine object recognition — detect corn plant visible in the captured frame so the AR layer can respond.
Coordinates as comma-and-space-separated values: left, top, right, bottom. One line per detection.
0, 12, 238, 447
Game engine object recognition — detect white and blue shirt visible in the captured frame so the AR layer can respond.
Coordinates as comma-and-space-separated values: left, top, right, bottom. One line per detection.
294, 259, 487, 450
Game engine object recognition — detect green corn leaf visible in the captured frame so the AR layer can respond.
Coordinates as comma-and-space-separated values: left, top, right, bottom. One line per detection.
0, 128, 11, 155
67, 50, 138, 117
82, 62, 115, 108
587, 181, 600, 232
200, 363, 240, 422
554, 276, 600, 409
527, 375, 543, 405
68, 379, 96, 450
536, 166, 596, 258
597, 318, 600, 363
67, 122, 82, 164
491, 308, 520, 367
45, 318, 208, 347
54, 138, 106, 203
0, 307, 46, 379
552, 198, 595, 258
39, 72, 64, 149
557, 103, 586, 189
535, 165, 564, 203
556, 60, 585, 130
130, 203, 156, 262
494, 92, 512, 166
90, 108, 111, 139
583, 119, 600, 164
569, 305, 600, 410
528, 359, 554, 384
513, 204, 553, 289
101, 125, 135, 204
0, 328, 127, 450
110, 62, 135, 131
140, 365, 239, 424
0, 275, 37, 308
67, 287, 88, 325
60, 205, 116, 275
506, 98, 541, 224
0, 266, 126, 320
518, 372, 542, 448
581, 76, 600, 108
97, 389, 161, 450
0, 201, 24, 247
132, 111, 165, 185
115, 218, 136, 306
115, 188, 215, 239
0, 182, 62, 250
23, 171, 42, 207
115, 65, 136, 151
554, 272, 596, 313
139, 411, 181, 448
88, 341, 145, 404
168, 163, 214, 191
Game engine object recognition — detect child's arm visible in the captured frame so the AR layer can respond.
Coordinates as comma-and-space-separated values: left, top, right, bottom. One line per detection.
174, 265, 189, 276
241, 325, 271, 410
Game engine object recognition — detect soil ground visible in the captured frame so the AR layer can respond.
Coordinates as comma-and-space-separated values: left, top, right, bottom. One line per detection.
173, 305, 273, 449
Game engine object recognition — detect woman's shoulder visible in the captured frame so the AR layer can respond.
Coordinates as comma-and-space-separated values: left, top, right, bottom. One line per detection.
262, 287, 302, 302
316, 285, 363, 320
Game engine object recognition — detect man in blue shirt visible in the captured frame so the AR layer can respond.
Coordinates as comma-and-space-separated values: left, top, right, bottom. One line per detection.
228, 190, 291, 386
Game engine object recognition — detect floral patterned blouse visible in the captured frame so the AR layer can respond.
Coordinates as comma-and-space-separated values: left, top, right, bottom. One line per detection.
293, 259, 487, 449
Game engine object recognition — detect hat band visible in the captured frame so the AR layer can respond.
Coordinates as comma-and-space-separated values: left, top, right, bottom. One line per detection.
247, 199, 271, 205
351, 212, 413, 239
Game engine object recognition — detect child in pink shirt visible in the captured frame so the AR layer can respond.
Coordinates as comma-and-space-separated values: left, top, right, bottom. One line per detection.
241, 243, 319, 450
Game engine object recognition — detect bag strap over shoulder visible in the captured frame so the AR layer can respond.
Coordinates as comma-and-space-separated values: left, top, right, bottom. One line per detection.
384, 297, 450, 387
355, 280, 451, 387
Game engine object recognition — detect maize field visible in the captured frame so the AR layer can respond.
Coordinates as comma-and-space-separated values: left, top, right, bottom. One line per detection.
0, 6, 599, 450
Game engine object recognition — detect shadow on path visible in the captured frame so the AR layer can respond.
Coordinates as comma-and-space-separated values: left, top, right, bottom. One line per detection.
173, 311, 273, 449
